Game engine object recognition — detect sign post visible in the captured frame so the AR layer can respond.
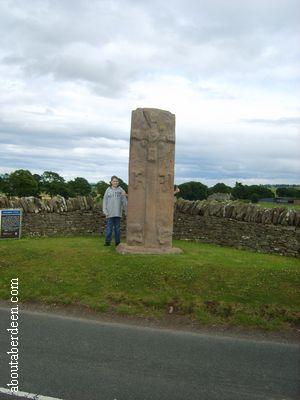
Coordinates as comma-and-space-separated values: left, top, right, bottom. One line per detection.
0, 209, 22, 239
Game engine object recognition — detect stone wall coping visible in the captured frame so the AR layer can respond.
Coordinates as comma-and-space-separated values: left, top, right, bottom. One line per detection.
0, 196, 299, 227
175, 198, 300, 227
0, 195, 100, 213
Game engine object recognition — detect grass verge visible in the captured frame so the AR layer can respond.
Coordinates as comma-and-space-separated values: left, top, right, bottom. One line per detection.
0, 236, 299, 331
257, 202, 300, 210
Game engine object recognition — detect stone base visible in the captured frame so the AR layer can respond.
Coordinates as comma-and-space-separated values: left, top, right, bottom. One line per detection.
116, 243, 183, 255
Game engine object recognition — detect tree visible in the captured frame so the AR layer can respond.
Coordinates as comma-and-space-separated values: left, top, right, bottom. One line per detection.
68, 177, 91, 196
117, 177, 128, 192
232, 182, 249, 200
0, 173, 11, 195
249, 185, 274, 198
33, 173, 42, 193
276, 187, 300, 198
40, 171, 70, 197
250, 193, 259, 203
6, 169, 39, 197
208, 183, 232, 195
232, 182, 274, 200
178, 181, 208, 200
95, 177, 128, 198
96, 181, 109, 197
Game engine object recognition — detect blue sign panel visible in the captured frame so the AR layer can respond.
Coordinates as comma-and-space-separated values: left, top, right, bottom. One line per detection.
0, 209, 22, 239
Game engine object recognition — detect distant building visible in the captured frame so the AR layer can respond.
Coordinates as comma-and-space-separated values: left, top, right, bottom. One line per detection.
258, 197, 299, 204
275, 197, 295, 204
258, 198, 275, 203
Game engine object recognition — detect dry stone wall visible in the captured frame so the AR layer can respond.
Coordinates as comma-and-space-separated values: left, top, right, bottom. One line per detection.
0, 196, 125, 238
173, 199, 299, 257
0, 196, 299, 257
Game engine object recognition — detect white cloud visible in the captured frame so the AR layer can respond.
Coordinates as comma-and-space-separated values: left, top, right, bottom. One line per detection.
0, 0, 299, 185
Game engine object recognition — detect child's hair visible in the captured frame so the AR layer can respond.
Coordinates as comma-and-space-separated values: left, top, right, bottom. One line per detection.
110, 175, 119, 185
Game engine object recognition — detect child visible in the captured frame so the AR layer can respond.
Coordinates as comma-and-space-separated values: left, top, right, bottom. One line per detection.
102, 176, 127, 246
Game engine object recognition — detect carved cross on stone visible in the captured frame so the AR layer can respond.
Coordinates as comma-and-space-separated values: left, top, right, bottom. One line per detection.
117, 108, 182, 254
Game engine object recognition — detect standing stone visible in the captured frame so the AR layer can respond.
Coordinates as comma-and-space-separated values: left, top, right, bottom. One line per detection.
117, 108, 182, 254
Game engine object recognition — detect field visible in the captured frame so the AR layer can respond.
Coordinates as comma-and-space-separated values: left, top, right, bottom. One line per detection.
0, 236, 299, 331
258, 202, 300, 210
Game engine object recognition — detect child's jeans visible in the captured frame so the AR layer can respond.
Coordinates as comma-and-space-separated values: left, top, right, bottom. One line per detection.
105, 217, 121, 245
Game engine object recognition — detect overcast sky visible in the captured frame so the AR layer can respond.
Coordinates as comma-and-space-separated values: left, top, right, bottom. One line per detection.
0, 0, 299, 186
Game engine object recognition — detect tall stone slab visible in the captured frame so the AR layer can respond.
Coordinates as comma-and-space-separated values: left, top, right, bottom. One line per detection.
117, 108, 182, 254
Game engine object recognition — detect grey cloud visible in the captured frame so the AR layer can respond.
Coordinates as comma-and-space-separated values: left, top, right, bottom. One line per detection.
0, 1, 144, 96
175, 152, 300, 183
195, 85, 236, 99
174, 126, 300, 184
0, 0, 299, 184
129, 0, 300, 76
1, 0, 299, 97
1, 128, 299, 184
0, 138, 129, 182
242, 117, 300, 126
0, 118, 128, 146
136, 0, 300, 36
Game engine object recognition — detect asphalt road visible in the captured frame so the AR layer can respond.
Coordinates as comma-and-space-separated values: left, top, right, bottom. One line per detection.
0, 307, 299, 400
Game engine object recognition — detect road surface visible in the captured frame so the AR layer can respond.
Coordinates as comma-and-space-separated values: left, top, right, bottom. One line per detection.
0, 306, 299, 400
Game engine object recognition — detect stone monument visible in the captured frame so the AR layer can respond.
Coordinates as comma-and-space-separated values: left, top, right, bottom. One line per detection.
117, 108, 182, 254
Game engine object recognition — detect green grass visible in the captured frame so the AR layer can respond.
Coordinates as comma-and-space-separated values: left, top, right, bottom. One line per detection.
258, 202, 300, 210
0, 236, 299, 331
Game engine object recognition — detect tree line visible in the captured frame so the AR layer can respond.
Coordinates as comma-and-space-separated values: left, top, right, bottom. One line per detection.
0, 169, 128, 199
0, 170, 92, 198
178, 182, 300, 201
0, 169, 299, 202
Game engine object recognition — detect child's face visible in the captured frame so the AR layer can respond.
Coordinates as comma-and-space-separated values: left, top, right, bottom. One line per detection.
111, 178, 119, 188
